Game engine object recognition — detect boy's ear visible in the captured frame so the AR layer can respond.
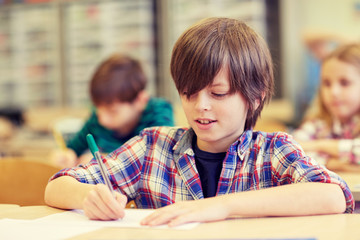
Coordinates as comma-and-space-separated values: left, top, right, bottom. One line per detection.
134, 90, 149, 110
254, 92, 266, 110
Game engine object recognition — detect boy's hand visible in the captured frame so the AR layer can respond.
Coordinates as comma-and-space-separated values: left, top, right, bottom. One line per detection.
140, 197, 230, 227
50, 148, 77, 168
82, 184, 127, 221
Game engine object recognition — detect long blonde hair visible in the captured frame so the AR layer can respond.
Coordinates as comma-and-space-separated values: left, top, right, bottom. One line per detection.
303, 43, 360, 133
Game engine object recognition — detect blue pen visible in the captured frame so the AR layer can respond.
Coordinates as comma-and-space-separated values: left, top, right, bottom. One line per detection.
86, 134, 115, 197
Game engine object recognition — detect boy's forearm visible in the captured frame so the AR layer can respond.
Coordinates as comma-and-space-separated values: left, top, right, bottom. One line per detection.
44, 176, 95, 210
225, 182, 346, 217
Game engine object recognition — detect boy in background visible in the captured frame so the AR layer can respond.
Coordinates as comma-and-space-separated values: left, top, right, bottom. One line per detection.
51, 54, 174, 168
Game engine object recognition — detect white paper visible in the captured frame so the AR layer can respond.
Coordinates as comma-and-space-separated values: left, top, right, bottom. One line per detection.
0, 209, 199, 240
35, 208, 198, 230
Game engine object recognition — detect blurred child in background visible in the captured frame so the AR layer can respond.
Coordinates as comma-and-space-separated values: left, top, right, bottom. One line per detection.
293, 43, 360, 170
295, 30, 351, 122
51, 54, 174, 168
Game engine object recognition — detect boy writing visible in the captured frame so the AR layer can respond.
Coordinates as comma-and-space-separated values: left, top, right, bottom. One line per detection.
45, 17, 354, 226
51, 54, 174, 168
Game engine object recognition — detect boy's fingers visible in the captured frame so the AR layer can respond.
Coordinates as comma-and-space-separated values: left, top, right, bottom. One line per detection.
168, 212, 198, 227
83, 193, 110, 220
95, 185, 125, 219
142, 205, 189, 226
143, 211, 175, 226
141, 208, 166, 225
87, 204, 108, 220
116, 193, 128, 210
83, 185, 124, 220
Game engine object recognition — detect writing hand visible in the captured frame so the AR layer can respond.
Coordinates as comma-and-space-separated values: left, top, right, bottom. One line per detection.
82, 184, 127, 220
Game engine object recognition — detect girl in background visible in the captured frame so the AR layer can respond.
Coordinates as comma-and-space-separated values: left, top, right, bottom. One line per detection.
293, 43, 360, 170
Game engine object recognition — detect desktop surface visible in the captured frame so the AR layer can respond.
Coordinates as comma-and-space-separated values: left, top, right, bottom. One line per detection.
0, 205, 359, 240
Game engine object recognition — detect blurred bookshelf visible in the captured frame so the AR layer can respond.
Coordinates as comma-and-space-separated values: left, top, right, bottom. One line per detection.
0, 2, 61, 108
0, 0, 270, 110
62, 0, 156, 107
0, 0, 156, 109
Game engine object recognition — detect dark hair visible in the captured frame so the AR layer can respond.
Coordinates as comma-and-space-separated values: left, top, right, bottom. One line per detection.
90, 54, 147, 106
170, 17, 274, 130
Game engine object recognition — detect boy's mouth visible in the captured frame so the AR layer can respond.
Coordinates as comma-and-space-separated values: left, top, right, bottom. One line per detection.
196, 119, 216, 124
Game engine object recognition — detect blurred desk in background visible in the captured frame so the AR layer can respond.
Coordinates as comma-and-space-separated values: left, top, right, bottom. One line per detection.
255, 99, 293, 133
261, 98, 294, 124
0, 127, 56, 162
23, 107, 89, 133
0, 107, 89, 162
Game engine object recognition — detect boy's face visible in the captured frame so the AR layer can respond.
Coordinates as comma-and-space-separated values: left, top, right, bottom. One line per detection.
96, 101, 139, 134
320, 58, 360, 123
180, 67, 249, 153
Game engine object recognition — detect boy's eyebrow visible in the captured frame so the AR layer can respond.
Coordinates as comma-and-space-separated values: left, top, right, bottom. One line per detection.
210, 82, 228, 87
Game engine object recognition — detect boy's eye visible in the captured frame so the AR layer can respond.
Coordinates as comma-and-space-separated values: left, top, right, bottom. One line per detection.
212, 92, 227, 98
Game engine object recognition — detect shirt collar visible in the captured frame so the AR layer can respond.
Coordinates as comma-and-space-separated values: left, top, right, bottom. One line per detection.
173, 128, 253, 161
236, 129, 253, 161
173, 128, 195, 157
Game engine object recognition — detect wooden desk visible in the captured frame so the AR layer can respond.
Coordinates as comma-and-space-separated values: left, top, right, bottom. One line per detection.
1, 205, 359, 240
0, 204, 19, 211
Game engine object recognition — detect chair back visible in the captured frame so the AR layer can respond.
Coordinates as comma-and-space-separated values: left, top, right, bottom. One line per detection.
0, 159, 61, 206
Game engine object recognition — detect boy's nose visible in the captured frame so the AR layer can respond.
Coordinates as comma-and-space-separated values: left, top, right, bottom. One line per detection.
195, 92, 211, 111
98, 114, 112, 127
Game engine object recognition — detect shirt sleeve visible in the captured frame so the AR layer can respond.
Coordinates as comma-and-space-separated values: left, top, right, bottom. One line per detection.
271, 133, 355, 213
51, 133, 148, 200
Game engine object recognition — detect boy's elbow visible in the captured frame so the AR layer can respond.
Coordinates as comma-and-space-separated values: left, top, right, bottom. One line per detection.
44, 181, 54, 206
327, 198, 346, 214
324, 185, 347, 214
44, 180, 61, 208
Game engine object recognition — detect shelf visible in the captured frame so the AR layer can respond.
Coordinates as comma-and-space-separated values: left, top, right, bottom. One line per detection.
0, 0, 267, 109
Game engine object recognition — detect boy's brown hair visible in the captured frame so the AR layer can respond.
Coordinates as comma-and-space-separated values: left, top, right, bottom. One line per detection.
90, 54, 147, 106
170, 17, 274, 130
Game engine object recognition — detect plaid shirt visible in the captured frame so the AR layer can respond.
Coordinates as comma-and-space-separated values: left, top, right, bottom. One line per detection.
51, 127, 354, 213
293, 116, 360, 164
